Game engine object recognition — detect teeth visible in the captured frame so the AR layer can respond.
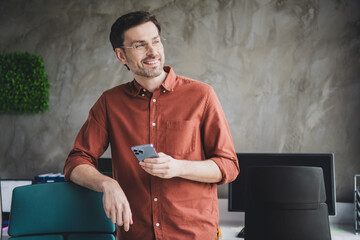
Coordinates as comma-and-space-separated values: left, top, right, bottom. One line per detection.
145, 60, 158, 64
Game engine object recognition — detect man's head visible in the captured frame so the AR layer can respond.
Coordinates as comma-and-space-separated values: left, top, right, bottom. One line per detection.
110, 11, 161, 51
110, 11, 165, 80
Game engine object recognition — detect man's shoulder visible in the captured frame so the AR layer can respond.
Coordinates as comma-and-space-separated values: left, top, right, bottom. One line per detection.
101, 82, 132, 98
175, 75, 212, 93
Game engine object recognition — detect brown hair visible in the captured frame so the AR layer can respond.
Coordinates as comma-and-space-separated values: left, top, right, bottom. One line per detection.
109, 11, 161, 51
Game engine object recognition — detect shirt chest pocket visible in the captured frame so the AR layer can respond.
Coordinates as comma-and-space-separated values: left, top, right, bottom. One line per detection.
159, 120, 197, 156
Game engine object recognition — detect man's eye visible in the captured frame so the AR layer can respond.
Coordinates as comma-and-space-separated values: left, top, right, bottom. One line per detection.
135, 44, 145, 49
153, 40, 161, 45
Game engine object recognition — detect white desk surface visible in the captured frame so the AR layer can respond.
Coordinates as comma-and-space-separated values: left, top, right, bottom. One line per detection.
2, 199, 359, 240
218, 198, 360, 240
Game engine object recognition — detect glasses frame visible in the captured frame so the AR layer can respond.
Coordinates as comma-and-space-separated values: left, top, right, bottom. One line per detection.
120, 37, 166, 54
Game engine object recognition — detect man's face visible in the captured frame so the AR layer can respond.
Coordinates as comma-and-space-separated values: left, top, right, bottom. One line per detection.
118, 21, 165, 79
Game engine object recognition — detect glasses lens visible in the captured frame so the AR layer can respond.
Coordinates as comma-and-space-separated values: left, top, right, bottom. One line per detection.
137, 42, 163, 54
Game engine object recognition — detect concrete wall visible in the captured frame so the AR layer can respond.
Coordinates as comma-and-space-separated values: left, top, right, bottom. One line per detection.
0, 0, 359, 202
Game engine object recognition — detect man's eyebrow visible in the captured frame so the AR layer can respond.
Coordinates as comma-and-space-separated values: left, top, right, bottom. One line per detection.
130, 36, 160, 45
130, 40, 146, 45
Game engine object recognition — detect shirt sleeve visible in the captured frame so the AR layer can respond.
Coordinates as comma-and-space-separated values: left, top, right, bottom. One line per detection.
201, 87, 239, 185
63, 94, 109, 180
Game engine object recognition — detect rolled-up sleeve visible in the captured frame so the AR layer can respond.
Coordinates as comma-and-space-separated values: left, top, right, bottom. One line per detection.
64, 95, 109, 180
201, 87, 239, 185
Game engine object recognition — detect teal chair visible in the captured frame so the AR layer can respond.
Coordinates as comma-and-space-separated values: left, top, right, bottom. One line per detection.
8, 182, 116, 240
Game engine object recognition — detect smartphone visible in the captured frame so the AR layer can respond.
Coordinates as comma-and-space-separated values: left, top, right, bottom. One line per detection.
131, 144, 159, 162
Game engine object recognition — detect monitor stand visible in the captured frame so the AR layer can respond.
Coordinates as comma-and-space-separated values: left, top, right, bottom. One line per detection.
237, 227, 245, 238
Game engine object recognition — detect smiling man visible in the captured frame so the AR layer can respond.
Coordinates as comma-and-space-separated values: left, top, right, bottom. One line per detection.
64, 11, 239, 240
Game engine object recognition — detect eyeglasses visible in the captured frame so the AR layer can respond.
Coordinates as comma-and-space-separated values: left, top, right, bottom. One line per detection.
121, 37, 165, 54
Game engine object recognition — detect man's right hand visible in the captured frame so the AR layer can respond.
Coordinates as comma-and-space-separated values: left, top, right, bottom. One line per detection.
101, 179, 133, 231
69, 164, 133, 232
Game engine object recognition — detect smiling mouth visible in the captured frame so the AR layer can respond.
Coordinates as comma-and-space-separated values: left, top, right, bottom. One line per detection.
144, 60, 158, 65
143, 57, 160, 66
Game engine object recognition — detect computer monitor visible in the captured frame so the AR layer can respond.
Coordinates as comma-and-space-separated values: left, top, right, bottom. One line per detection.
228, 153, 336, 216
1, 179, 33, 228
98, 158, 112, 177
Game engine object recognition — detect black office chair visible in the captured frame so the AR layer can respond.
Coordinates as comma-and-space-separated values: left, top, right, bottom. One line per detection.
245, 166, 331, 240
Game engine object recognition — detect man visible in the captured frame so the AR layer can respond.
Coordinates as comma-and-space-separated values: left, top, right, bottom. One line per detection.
64, 11, 239, 240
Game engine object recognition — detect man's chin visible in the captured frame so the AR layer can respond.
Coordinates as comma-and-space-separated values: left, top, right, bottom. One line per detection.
131, 63, 164, 78
143, 66, 164, 78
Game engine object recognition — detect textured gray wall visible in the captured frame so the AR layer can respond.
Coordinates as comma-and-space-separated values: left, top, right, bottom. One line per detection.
0, 0, 359, 202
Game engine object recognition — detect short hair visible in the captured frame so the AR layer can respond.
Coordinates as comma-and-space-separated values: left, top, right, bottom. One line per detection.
109, 11, 161, 51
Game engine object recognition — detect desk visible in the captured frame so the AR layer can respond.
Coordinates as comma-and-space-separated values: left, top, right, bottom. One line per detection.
218, 198, 359, 240
3, 199, 359, 239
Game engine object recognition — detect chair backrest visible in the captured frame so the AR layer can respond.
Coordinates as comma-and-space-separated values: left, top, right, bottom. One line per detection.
8, 182, 115, 238
245, 166, 331, 240
247, 166, 326, 209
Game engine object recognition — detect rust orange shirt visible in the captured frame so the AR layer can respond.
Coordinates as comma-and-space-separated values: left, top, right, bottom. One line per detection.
64, 66, 239, 240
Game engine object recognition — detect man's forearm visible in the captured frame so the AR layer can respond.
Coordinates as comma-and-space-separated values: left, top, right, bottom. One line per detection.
178, 159, 222, 183
140, 154, 223, 183
69, 164, 116, 193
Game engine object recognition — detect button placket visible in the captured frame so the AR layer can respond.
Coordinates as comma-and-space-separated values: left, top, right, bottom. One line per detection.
151, 177, 162, 239
149, 91, 160, 139
149, 89, 162, 239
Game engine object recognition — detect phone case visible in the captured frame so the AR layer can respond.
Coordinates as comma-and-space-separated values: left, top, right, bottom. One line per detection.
131, 144, 159, 162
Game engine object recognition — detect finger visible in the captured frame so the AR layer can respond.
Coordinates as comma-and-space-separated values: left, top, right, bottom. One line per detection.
103, 198, 111, 220
143, 158, 169, 165
104, 207, 111, 219
144, 154, 169, 163
142, 163, 168, 173
110, 208, 117, 224
158, 152, 167, 157
130, 209, 133, 225
123, 205, 131, 231
140, 161, 156, 170
143, 157, 160, 163
116, 207, 124, 227
149, 168, 168, 174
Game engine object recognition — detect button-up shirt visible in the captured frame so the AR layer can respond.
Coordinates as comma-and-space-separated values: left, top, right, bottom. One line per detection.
64, 66, 239, 240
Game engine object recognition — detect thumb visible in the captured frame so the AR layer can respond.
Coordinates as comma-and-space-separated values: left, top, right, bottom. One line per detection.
158, 152, 167, 157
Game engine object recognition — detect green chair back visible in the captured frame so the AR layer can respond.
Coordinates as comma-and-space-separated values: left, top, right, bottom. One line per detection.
8, 235, 64, 240
8, 182, 115, 239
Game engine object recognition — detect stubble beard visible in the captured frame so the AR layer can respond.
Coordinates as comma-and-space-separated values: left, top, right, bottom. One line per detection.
127, 54, 165, 78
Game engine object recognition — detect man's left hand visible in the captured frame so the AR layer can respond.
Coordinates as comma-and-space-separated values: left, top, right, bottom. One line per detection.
139, 152, 181, 179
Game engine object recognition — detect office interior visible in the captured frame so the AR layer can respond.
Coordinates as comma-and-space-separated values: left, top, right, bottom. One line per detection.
1, 0, 360, 239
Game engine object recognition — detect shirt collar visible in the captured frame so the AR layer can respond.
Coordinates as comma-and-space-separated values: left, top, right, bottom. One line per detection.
160, 66, 176, 92
130, 66, 176, 96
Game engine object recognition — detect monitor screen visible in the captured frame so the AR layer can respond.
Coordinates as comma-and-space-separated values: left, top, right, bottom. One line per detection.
1, 179, 33, 227
98, 158, 112, 177
228, 153, 336, 216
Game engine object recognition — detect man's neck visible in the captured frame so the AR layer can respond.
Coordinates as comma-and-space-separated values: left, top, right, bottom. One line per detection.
134, 70, 167, 92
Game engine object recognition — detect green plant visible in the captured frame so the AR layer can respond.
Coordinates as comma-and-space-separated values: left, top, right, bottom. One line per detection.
0, 52, 50, 113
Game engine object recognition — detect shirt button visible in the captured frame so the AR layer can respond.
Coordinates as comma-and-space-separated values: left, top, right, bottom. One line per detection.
156, 223, 160, 227
162, 90, 166, 93
152, 122, 156, 126
141, 94, 145, 97
154, 198, 158, 202
143, 89, 147, 92
153, 99, 156, 102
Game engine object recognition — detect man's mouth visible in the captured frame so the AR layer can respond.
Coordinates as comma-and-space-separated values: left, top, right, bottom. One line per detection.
143, 58, 160, 66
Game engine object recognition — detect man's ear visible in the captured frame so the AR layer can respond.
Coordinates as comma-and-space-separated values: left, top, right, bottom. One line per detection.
115, 48, 127, 65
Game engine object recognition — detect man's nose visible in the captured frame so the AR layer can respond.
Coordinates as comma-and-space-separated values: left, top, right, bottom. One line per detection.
146, 44, 157, 55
